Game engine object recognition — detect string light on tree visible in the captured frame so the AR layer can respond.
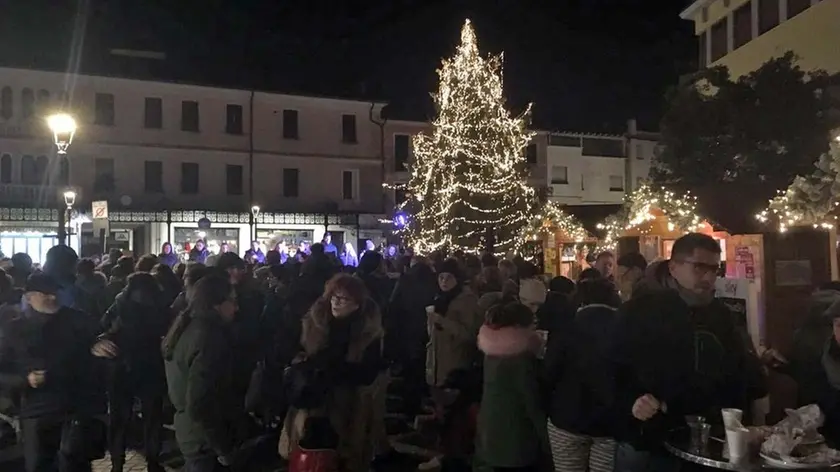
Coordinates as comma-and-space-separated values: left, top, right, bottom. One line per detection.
756, 136, 840, 232
596, 184, 701, 253
402, 19, 535, 256
521, 201, 588, 243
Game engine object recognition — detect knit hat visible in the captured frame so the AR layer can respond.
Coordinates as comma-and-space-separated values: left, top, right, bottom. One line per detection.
25, 273, 61, 295
216, 252, 245, 271
437, 258, 463, 281
519, 278, 547, 307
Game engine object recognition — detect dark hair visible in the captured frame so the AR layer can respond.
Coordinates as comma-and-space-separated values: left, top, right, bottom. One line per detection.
671, 233, 721, 259
162, 274, 233, 360
11, 253, 32, 269
125, 272, 161, 299
184, 263, 211, 288
480, 253, 498, 269
174, 262, 187, 280
265, 250, 281, 266
358, 250, 383, 275
574, 278, 620, 308
111, 265, 131, 280
77, 258, 96, 276
480, 266, 504, 293
486, 301, 534, 328
617, 252, 648, 272
518, 261, 539, 279
117, 256, 135, 273
136, 254, 159, 273
549, 276, 575, 295
578, 268, 602, 282
310, 243, 325, 255
595, 251, 615, 262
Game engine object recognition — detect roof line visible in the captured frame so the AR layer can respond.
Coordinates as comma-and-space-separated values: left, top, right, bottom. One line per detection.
680, 0, 714, 20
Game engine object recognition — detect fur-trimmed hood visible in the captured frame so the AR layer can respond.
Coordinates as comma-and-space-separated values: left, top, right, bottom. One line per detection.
301, 297, 383, 362
477, 324, 540, 357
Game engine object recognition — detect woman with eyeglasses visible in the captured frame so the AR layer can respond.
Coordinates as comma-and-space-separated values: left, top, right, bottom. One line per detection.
279, 273, 387, 472
162, 274, 243, 472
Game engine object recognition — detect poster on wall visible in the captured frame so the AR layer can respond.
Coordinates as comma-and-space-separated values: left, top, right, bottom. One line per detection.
715, 277, 763, 347
734, 246, 756, 280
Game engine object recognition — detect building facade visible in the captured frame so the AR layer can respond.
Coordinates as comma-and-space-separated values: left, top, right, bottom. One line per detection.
681, 0, 839, 77
0, 67, 387, 261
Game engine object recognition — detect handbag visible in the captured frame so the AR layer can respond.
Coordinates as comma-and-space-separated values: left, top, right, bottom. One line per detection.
283, 361, 330, 410
60, 417, 107, 460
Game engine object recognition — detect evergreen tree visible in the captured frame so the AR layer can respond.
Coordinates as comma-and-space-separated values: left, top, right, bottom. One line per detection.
404, 19, 535, 256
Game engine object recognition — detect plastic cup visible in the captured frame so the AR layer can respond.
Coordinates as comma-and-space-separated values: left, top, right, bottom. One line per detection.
726, 427, 750, 459
722, 408, 744, 430
689, 422, 712, 449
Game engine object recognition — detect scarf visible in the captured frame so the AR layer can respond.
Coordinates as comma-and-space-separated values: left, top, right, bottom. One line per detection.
664, 274, 714, 307
433, 283, 463, 317
822, 338, 840, 390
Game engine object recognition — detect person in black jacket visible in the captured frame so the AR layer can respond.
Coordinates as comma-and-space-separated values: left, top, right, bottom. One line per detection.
101, 273, 171, 472
610, 233, 750, 472
0, 273, 117, 472
545, 278, 621, 472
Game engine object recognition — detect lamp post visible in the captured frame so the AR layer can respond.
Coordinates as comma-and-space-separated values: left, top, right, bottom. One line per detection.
48, 113, 77, 245
251, 205, 260, 243
63, 190, 76, 247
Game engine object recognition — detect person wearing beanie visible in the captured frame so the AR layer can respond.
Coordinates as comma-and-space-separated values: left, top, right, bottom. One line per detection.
616, 252, 648, 301
519, 278, 547, 315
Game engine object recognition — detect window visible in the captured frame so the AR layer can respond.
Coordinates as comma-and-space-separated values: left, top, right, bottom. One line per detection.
21, 156, 36, 184
341, 114, 357, 144
0, 154, 11, 183
733, 2, 753, 49
609, 175, 624, 192
226, 164, 243, 195
57, 156, 69, 186
21, 88, 34, 119
635, 144, 645, 160
36, 90, 50, 112
582, 137, 625, 157
525, 143, 538, 164
698, 31, 707, 68
282, 109, 299, 139
144, 160, 163, 193
181, 163, 199, 194
342, 170, 358, 200
758, 0, 780, 34
394, 134, 410, 171
550, 166, 568, 185
181, 101, 199, 132
93, 158, 115, 193
225, 104, 243, 135
0, 87, 11, 119
787, 0, 810, 18
710, 19, 728, 62
35, 156, 48, 184
94, 93, 115, 126
548, 135, 581, 147
144, 97, 163, 129
282, 168, 299, 198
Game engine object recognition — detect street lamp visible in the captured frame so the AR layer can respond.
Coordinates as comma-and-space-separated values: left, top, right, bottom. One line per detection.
47, 113, 77, 154
251, 205, 261, 242
62, 190, 76, 246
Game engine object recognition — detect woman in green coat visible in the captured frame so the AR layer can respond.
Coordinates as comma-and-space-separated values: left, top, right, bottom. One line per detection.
476, 301, 551, 472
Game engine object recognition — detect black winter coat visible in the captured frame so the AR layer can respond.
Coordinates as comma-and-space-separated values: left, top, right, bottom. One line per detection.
387, 266, 437, 361
546, 303, 621, 438
610, 289, 750, 449
0, 306, 106, 418
101, 292, 172, 379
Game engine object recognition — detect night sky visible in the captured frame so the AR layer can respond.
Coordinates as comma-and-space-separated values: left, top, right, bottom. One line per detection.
1, 0, 696, 133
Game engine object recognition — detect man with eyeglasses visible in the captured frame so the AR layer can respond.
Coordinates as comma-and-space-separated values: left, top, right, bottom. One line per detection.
610, 233, 752, 472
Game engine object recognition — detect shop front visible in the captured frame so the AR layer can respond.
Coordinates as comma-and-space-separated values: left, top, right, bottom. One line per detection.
255, 212, 359, 257
0, 208, 74, 265
163, 211, 250, 262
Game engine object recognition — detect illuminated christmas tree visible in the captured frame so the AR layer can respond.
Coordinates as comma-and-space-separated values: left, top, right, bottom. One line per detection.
404, 19, 535, 256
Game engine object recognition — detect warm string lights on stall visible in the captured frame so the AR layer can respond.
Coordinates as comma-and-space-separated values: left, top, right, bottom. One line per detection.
596, 184, 701, 253
520, 201, 588, 244
756, 137, 840, 232
402, 19, 535, 257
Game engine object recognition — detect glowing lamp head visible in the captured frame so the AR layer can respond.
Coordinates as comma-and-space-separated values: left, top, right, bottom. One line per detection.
251, 205, 261, 217
47, 113, 77, 154
63, 190, 76, 208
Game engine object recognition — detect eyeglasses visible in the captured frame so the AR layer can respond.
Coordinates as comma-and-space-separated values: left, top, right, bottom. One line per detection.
331, 294, 354, 304
676, 259, 719, 274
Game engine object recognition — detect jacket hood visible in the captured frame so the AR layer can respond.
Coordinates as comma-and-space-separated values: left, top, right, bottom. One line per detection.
477, 324, 539, 357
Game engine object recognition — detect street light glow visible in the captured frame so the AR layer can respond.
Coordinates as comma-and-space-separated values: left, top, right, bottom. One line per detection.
63, 190, 76, 208
47, 113, 77, 154
251, 205, 261, 216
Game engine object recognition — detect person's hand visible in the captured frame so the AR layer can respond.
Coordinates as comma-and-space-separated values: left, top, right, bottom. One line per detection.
428, 312, 443, 324
27, 370, 46, 388
632, 394, 662, 421
759, 347, 788, 366
91, 339, 119, 358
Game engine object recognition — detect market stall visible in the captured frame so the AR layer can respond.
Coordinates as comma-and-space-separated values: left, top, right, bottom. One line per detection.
522, 201, 596, 278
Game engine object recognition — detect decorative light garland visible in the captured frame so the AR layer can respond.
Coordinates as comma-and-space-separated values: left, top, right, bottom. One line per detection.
596, 183, 701, 253
521, 201, 588, 244
756, 137, 840, 232
402, 19, 535, 257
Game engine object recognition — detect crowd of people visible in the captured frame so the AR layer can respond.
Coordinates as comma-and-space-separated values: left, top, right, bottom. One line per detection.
0, 231, 838, 472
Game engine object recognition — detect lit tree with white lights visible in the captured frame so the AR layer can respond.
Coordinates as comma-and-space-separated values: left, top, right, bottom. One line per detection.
405, 19, 535, 256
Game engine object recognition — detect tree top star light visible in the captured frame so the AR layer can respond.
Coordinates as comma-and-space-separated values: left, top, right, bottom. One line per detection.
402, 19, 535, 256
